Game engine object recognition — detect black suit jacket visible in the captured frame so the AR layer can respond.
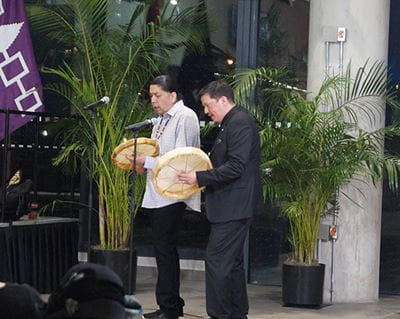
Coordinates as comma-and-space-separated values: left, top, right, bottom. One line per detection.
197, 106, 261, 223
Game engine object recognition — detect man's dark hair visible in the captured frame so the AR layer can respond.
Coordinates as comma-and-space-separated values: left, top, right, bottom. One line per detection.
150, 75, 182, 100
199, 80, 235, 103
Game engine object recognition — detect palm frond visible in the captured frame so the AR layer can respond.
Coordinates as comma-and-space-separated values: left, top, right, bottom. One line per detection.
233, 61, 400, 264
159, 5, 209, 52
29, 0, 208, 249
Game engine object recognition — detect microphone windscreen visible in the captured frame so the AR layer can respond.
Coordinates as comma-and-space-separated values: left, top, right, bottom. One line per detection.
102, 96, 110, 104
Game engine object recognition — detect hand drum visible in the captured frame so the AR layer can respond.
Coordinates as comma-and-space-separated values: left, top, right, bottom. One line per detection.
112, 137, 159, 170
152, 147, 212, 200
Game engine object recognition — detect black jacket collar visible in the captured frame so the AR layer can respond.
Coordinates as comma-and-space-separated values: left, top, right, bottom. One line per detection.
220, 105, 238, 127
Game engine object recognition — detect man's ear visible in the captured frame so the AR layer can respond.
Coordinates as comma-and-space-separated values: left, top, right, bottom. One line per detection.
171, 91, 178, 101
219, 96, 229, 106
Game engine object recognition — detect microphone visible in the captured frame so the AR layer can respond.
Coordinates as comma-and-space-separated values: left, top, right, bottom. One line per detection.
125, 118, 157, 131
83, 96, 110, 110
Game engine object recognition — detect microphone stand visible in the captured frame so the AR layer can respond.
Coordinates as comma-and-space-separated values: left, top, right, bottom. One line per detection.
126, 128, 140, 295
78, 107, 97, 263
87, 108, 96, 262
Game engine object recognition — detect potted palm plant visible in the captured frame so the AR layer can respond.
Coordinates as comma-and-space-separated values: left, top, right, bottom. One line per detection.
232, 62, 400, 305
27, 0, 208, 292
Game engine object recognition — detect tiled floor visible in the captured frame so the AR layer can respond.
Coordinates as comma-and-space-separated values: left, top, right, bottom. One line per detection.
134, 271, 400, 319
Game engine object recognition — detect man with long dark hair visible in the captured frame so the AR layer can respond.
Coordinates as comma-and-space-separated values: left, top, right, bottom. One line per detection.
136, 75, 201, 319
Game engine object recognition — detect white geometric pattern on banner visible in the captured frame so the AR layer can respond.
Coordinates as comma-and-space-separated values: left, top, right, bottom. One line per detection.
0, 51, 29, 87
0, 16, 43, 117
0, 23, 24, 51
15, 87, 42, 113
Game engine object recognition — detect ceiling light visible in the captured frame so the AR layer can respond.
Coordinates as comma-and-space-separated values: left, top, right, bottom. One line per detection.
226, 57, 235, 66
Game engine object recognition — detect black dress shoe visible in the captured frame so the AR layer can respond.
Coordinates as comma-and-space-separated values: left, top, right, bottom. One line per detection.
143, 309, 178, 319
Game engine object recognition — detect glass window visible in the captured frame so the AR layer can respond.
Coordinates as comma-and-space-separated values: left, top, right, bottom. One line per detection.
249, 0, 310, 286
380, 0, 400, 294
258, 0, 309, 87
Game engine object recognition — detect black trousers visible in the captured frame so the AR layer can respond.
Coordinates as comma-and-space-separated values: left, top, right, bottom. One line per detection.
206, 218, 252, 319
150, 202, 185, 318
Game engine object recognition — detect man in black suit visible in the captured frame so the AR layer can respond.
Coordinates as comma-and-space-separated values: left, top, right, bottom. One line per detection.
178, 81, 261, 319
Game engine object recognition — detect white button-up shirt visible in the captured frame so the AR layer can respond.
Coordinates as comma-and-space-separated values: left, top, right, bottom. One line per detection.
142, 100, 201, 211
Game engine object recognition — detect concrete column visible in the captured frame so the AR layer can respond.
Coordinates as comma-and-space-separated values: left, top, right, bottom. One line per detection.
236, 0, 259, 68
307, 0, 390, 303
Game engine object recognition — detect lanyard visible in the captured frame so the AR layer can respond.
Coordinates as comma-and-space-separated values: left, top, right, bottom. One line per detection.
155, 116, 170, 140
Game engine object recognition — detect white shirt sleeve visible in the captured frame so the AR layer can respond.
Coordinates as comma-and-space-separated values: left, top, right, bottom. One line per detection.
144, 156, 156, 170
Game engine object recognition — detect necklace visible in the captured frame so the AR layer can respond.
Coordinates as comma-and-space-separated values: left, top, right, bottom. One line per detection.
154, 116, 170, 140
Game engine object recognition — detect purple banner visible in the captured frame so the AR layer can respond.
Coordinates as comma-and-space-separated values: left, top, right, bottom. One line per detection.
0, 0, 44, 141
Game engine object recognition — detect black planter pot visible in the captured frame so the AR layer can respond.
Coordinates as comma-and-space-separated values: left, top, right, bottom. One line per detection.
90, 248, 137, 294
282, 262, 325, 306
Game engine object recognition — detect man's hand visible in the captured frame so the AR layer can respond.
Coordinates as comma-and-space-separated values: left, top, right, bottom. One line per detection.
135, 164, 146, 175
177, 171, 197, 185
125, 154, 147, 175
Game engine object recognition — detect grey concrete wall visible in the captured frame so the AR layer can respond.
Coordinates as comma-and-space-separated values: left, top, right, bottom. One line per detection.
307, 0, 390, 303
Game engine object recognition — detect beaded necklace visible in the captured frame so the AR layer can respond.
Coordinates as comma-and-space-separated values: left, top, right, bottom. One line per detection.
154, 116, 170, 140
